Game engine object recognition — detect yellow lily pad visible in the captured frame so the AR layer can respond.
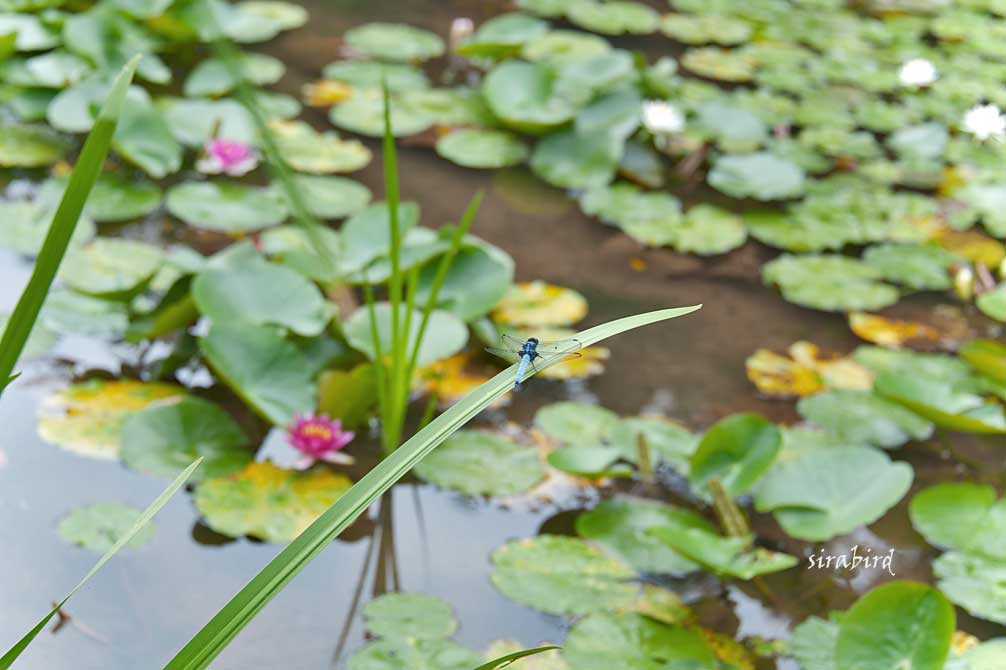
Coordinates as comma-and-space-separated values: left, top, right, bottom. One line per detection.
932, 227, 1006, 268
301, 78, 353, 107
37, 379, 185, 460
268, 119, 371, 174
492, 281, 588, 328
417, 351, 503, 409
194, 461, 352, 543
528, 327, 609, 381
848, 312, 942, 349
746, 342, 873, 398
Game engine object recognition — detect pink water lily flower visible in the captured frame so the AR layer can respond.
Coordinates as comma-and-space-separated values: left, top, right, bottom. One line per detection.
286, 413, 355, 469
196, 138, 259, 176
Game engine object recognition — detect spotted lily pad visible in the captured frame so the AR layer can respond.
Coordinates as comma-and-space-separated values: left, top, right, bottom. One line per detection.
754, 445, 913, 541
492, 281, 587, 327
414, 430, 545, 497
575, 497, 714, 575
565, 1, 660, 35
60, 239, 164, 299
58, 503, 155, 553
363, 593, 458, 640
166, 181, 289, 233
343, 22, 445, 62
269, 119, 371, 174
796, 390, 933, 449
563, 613, 718, 670
762, 254, 900, 312
708, 152, 805, 200
910, 483, 1006, 559
37, 379, 185, 460
120, 396, 250, 481
648, 526, 798, 579
435, 129, 529, 169
194, 462, 351, 543
689, 413, 781, 497
0, 122, 68, 166
490, 535, 638, 615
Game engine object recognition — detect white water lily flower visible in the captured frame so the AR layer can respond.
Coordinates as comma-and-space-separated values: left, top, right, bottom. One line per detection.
642, 100, 685, 134
962, 104, 1006, 141
898, 58, 937, 87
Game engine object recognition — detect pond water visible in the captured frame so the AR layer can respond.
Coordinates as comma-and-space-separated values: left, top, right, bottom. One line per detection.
3, 0, 1006, 668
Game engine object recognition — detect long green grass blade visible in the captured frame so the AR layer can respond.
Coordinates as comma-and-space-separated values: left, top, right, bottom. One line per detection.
0, 56, 139, 398
472, 645, 561, 670
162, 305, 701, 669
0, 458, 202, 667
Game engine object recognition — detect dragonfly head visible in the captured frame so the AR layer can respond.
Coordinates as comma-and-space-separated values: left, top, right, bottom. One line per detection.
526, 337, 539, 345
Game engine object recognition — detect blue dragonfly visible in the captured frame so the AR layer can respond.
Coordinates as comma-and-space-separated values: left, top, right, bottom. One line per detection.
485, 333, 582, 390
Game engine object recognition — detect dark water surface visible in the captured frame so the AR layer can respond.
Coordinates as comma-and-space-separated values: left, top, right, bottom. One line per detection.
2, 1, 1002, 668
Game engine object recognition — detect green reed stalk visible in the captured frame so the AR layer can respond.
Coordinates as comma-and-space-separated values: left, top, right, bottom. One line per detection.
0, 56, 138, 396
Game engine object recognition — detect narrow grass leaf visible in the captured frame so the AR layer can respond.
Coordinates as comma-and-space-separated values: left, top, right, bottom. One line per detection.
163, 305, 700, 670
473, 645, 561, 670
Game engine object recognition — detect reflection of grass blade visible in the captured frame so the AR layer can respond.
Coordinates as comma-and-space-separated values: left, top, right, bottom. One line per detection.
162, 305, 701, 670
473, 645, 561, 670
0, 458, 202, 668
0, 56, 139, 398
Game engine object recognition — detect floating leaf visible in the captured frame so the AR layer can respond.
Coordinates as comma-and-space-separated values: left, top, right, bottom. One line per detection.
192, 261, 329, 336
535, 401, 619, 447
435, 129, 529, 169
566, 1, 659, 35
343, 22, 445, 62
60, 238, 163, 299
763, 254, 900, 312
674, 204, 747, 255
934, 551, 1006, 626
563, 613, 718, 670
183, 54, 284, 97
681, 46, 756, 82
159, 97, 257, 147
456, 12, 550, 59
414, 430, 545, 497
200, 322, 316, 426
862, 243, 960, 290
86, 174, 161, 222
648, 526, 798, 579
976, 286, 1006, 323
348, 638, 481, 670
363, 593, 457, 640
575, 497, 714, 575
521, 29, 611, 65
753, 445, 913, 541
797, 390, 933, 449
274, 175, 370, 220
481, 640, 567, 670
0, 184, 96, 255
909, 483, 1006, 559
0, 13, 59, 51
835, 581, 954, 670
694, 101, 767, 152
492, 281, 587, 328
660, 13, 752, 45
745, 348, 824, 397
166, 181, 289, 233
848, 312, 942, 349
960, 339, 1006, 385
344, 303, 467, 367
416, 352, 499, 409
58, 503, 154, 553
416, 243, 514, 322
490, 535, 637, 615
482, 60, 577, 134
531, 129, 619, 189
547, 445, 631, 478
0, 123, 68, 167
321, 60, 430, 92
874, 372, 1006, 434
112, 92, 182, 178
329, 89, 434, 138
121, 397, 250, 481
708, 152, 805, 200
689, 413, 781, 497
317, 363, 378, 430
269, 119, 371, 174
37, 380, 185, 460
194, 462, 351, 543
789, 616, 838, 670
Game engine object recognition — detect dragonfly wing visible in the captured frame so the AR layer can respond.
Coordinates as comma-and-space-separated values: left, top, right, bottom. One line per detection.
500, 332, 528, 350
484, 346, 521, 363
536, 338, 583, 359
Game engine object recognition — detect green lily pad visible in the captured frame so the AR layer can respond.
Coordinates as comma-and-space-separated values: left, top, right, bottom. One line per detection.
861, 243, 960, 290
37, 379, 186, 460
789, 616, 839, 670
482, 60, 578, 134
343, 22, 445, 62
673, 204, 747, 255
762, 254, 900, 312
435, 129, 529, 169
648, 526, 798, 579
166, 181, 289, 233
490, 535, 638, 615
415, 243, 514, 322
339, 201, 419, 274
660, 13, 752, 45
547, 445, 631, 478
976, 286, 1006, 323
0, 14, 58, 51
270, 120, 371, 174
960, 339, 1006, 384
317, 363, 378, 431
192, 261, 329, 336
0, 122, 68, 166
955, 183, 1006, 237
681, 46, 757, 82
516, 0, 576, 17
563, 613, 718, 670
566, 1, 660, 35
237, 1, 308, 30
194, 461, 351, 543
694, 101, 767, 152
120, 396, 250, 481
708, 152, 806, 200
62, 8, 168, 83
362, 592, 458, 640
0, 185, 96, 255
329, 89, 434, 137
343, 303, 468, 367
60, 238, 164, 299
521, 29, 611, 65
38, 289, 129, 339
753, 445, 913, 541
535, 402, 620, 448
689, 412, 781, 497
950, 639, 1006, 669
199, 322, 316, 426
414, 430, 545, 497
58, 503, 154, 553
874, 372, 1006, 434
575, 497, 715, 575
609, 416, 698, 470
835, 581, 955, 670
86, 174, 161, 223
796, 390, 934, 449
113, 92, 183, 178
888, 122, 948, 161
910, 483, 1006, 559
277, 175, 371, 220
934, 551, 1006, 626
183, 53, 285, 97
159, 97, 257, 147
348, 638, 481, 670
456, 12, 550, 58
321, 60, 430, 92
531, 129, 619, 189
